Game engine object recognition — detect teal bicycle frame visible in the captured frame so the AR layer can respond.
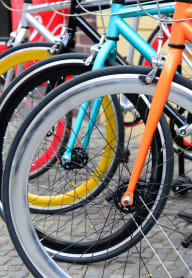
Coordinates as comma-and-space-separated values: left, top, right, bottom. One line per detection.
61, 1, 175, 164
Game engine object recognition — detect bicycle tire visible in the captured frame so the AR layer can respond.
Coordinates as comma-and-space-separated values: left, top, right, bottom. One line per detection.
0, 52, 123, 213
3, 66, 175, 275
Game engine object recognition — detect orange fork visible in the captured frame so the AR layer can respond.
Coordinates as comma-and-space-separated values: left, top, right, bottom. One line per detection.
121, 1, 192, 207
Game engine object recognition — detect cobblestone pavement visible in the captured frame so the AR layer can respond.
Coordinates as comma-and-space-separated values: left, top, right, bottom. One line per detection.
0, 188, 192, 278
1, 71, 192, 277
1, 112, 192, 278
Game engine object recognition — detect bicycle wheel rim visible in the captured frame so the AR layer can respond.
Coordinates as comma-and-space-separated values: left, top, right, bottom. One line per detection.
0, 52, 122, 212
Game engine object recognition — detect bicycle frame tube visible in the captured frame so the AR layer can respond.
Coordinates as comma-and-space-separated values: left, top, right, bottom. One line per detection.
121, 1, 192, 206
17, 1, 71, 44
24, 1, 174, 18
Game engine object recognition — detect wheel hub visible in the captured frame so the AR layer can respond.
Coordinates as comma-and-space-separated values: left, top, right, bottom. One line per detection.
106, 180, 145, 213
61, 147, 88, 170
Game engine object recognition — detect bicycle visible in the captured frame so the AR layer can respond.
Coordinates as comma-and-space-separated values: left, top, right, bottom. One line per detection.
2, 0, 192, 277
1, 0, 190, 219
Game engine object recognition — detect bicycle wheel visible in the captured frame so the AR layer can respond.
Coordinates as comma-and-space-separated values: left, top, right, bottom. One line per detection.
139, 24, 192, 159
3, 66, 175, 276
0, 52, 123, 213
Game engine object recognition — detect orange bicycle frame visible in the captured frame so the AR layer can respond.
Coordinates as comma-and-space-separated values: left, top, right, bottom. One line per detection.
121, 0, 192, 207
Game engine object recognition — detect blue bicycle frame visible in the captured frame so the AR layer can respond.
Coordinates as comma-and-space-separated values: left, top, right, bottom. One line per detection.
61, 1, 175, 164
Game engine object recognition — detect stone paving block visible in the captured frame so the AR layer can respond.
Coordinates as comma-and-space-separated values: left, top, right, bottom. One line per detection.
0, 265, 8, 272
0, 272, 9, 277
0, 236, 9, 245
8, 258, 23, 266
0, 256, 11, 265
0, 190, 191, 278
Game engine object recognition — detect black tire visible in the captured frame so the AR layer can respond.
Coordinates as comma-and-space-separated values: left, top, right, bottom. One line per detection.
0, 52, 123, 214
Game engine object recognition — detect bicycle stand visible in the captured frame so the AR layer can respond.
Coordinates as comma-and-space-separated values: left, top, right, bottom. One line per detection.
178, 211, 192, 248
173, 147, 192, 248
172, 150, 192, 194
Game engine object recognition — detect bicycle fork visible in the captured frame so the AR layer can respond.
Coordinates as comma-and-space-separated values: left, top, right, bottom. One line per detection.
121, 48, 183, 206
121, 1, 192, 207
61, 97, 103, 165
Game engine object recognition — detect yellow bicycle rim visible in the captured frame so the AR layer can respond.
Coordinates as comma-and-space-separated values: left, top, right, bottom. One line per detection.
29, 96, 117, 208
